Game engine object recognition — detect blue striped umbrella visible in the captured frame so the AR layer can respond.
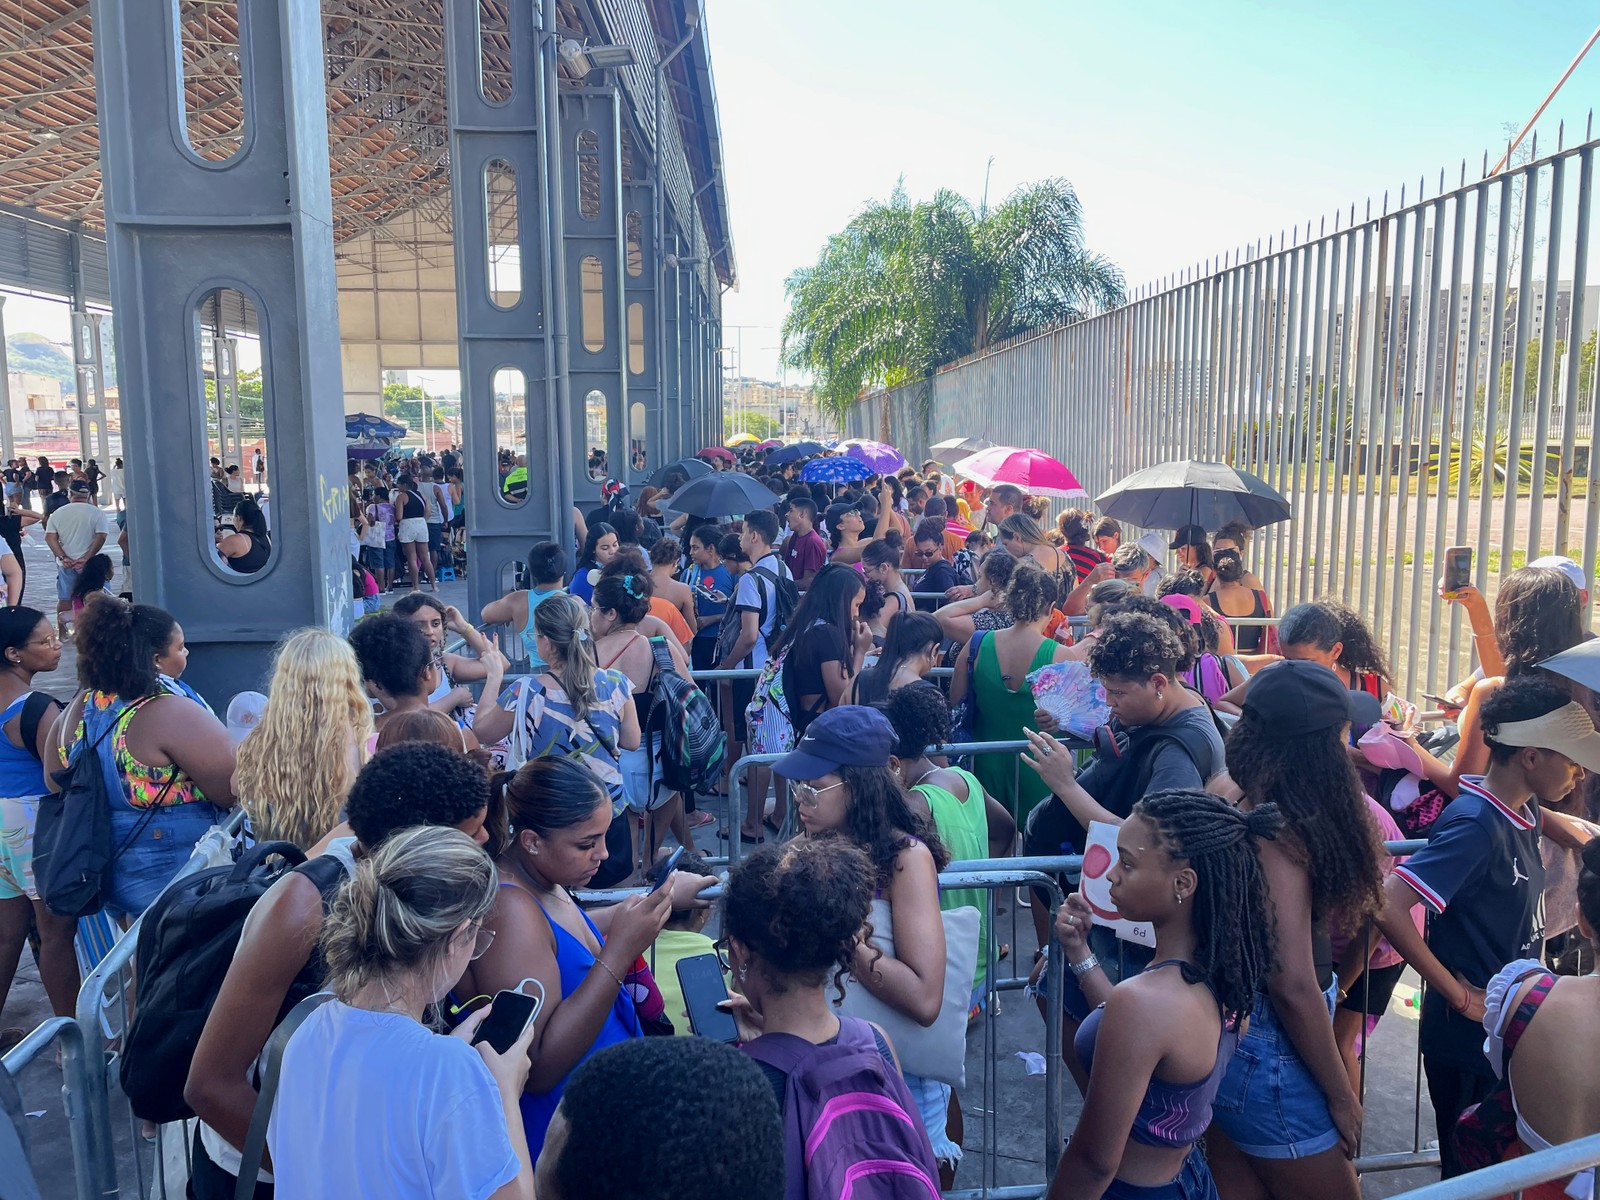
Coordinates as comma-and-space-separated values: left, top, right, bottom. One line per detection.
800, 455, 873, 483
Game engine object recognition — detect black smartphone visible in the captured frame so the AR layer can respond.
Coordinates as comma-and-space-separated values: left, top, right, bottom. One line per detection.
649, 845, 686, 894
1420, 691, 1454, 708
677, 953, 738, 1043
471, 989, 542, 1055
1442, 546, 1473, 597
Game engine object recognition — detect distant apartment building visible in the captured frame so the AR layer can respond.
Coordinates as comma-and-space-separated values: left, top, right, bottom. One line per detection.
723, 376, 838, 440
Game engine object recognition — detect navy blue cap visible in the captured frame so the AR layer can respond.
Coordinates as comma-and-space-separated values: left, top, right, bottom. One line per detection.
773, 705, 896, 780
1243, 659, 1378, 735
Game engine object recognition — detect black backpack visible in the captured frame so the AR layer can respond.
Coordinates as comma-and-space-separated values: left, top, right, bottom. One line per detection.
119, 841, 353, 1124
33, 693, 169, 918
749, 563, 798, 645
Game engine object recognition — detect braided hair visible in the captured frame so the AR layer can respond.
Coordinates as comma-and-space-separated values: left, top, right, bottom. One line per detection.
1133, 790, 1281, 1027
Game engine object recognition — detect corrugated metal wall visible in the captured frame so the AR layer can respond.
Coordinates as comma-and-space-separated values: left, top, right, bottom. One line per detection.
854, 133, 1600, 700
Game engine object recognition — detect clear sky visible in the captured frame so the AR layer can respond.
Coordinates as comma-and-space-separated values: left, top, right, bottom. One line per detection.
710, 0, 1600, 380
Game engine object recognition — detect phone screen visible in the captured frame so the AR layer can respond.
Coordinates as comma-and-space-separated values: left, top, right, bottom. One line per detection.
649, 845, 686, 894
1442, 546, 1473, 595
471, 989, 541, 1055
677, 953, 738, 1043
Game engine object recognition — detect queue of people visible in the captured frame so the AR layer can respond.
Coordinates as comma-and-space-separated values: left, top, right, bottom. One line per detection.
1, 439, 1599, 1200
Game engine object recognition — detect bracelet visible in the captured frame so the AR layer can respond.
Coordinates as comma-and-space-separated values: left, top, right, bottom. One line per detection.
593, 956, 625, 991
1069, 953, 1101, 978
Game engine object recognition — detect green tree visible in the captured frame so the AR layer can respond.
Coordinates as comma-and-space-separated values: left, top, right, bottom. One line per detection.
724, 410, 781, 441
382, 381, 424, 432
781, 178, 1125, 418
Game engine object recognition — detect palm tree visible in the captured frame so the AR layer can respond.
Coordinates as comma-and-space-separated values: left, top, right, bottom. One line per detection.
781, 179, 1125, 418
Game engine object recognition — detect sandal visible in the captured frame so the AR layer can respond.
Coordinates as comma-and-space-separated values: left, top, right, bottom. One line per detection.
686, 811, 716, 829
717, 826, 765, 844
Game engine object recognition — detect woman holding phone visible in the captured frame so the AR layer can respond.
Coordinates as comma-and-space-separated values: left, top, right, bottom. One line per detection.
269, 826, 539, 1199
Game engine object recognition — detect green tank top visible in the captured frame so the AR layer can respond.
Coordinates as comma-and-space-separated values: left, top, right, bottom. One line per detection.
913, 766, 991, 990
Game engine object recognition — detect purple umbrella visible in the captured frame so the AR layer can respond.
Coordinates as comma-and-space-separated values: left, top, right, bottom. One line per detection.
841, 439, 906, 474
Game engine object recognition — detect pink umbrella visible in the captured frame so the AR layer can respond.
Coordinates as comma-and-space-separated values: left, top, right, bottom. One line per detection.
756, 439, 782, 450
698, 446, 736, 463
953, 446, 1087, 499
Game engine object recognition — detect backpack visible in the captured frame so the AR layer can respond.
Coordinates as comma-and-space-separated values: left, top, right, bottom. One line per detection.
745, 644, 797, 757
743, 1017, 941, 1200
33, 693, 170, 918
119, 840, 354, 1123
646, 637, 725, 794
750, 563, 799, 647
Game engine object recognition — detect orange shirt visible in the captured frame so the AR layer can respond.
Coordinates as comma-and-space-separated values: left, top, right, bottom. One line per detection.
650, 596, 694, 646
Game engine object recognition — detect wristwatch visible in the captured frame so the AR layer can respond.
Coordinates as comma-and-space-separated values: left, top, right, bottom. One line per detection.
1069, 953, 1101, 978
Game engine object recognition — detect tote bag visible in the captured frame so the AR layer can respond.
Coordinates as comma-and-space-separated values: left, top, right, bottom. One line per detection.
833, 899, 979, 1088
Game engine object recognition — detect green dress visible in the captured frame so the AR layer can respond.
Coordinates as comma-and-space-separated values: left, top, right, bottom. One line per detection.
913, 766, 992, 990
972, 633, 1057, 826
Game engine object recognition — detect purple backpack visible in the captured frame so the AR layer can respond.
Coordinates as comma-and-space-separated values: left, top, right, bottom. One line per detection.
743, 1016, 941, 1200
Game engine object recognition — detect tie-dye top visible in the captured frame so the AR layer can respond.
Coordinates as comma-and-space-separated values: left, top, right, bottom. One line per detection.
59, 688, 206, 809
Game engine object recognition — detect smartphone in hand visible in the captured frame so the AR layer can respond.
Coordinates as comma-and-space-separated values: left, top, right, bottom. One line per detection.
471, 988, 542, 1055
677, 953, 738, 1043
1441, 546, 1473, 598
648, 845, 686, 895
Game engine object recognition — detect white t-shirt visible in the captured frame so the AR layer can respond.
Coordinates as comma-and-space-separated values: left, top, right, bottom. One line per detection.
269, 1001, 519, 1200
423, 482, 450, 524
731, 552, 787, 670
46, 502, 113, 561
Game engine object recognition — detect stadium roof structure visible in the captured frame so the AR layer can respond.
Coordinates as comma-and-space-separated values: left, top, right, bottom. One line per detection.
0, 0, 735, 286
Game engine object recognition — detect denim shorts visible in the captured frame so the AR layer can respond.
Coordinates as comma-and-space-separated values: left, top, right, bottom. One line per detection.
57, 565, 81, 602
1102, 1147, 1219, 1200
104, 799, 221, 919
621, 731, 671, 813
1209, 983, 1341, 1159
902, 1071, 961, 1166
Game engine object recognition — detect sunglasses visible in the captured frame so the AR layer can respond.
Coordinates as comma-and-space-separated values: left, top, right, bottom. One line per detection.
793, 779, 847, 809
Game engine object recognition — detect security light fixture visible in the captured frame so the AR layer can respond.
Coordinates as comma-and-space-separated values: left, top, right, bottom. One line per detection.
559, 38, 636, 77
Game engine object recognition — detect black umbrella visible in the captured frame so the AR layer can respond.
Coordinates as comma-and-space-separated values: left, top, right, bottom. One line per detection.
1094, 460, 1292, 531
767, 441, 826, 467
665, 472, 782, 519
645, 457, 714, 489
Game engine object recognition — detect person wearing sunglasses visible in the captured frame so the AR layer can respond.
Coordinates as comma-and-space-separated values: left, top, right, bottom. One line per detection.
774, 706, 962, 1182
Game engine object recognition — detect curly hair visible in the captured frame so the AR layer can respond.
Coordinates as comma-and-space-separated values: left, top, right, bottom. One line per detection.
1579, 838, 1600, 934
1135, 790, 1281, 1027
1212, 548, 1246, 584
345, 742, 493, 848
1156, 570, 1207, 599
593, 561, 653, 625
1224, 713, 1385, 926
1277, 601, 1392, 685
74, 594, 178, 700
235, 628, 375, 849
1004, 559, 1057, 624
977, 546, 1017, 596
1090, 608, 1187, 680
723, 839, 877, 999
1085, 579, 1137, 629
879, 679, 952, 759
830, 762, 950, 887
1214, 520, 1254, 550
1495, 567, 1584, 677
1479, 674, 1576, 763
348, 613, 432, 699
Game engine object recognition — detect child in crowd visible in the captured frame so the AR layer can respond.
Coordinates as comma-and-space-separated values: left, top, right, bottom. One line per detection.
643, 850, 720, 1036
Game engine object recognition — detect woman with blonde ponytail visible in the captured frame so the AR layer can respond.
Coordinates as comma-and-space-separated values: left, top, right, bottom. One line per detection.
268, 826, 539, 1199
233, 628, 373, 849
473, 592, 639, 813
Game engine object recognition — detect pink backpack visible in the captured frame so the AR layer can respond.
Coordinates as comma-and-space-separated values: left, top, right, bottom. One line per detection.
743, 1016, 940, 1200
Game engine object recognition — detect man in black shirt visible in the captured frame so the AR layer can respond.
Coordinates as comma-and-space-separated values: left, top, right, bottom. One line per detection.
911, 518, 958, 611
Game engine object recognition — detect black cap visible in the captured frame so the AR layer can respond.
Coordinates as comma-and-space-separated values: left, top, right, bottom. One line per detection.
1242, 660, 1377, 736
69, 480, 91, 494
1169, 523, 1208, 550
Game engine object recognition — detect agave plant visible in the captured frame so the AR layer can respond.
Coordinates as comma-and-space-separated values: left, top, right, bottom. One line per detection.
781, 179, 1125, 419
1430, 431, 1560, 494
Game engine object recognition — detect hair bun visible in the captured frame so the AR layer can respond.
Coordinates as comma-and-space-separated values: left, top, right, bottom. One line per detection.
1582, 837, 1600, 874
1244, 803, 1283, 839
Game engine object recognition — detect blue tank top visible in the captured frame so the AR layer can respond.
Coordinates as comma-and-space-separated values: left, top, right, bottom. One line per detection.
1073, 960, 1236, 1148
0, 693, 46, 798
520, 893, 641, 1151
520, 587, 565, 671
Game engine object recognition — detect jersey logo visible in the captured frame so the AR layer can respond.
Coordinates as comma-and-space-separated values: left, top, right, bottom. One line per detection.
1511, 857, 1529, 886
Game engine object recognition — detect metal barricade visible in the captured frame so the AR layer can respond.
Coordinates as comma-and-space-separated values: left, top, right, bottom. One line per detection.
2, 1015, 96, 1200
74, 808, 249, 1199
1390, 1133, 1600, 1200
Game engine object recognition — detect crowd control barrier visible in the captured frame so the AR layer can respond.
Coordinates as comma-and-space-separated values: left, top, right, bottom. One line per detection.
1, 1016, 95, 1200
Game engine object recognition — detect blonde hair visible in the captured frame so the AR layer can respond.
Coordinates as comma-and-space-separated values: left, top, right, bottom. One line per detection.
235, 628, 374, 849
319, 826, 496, 1002
533, 592, 601, 727
998, 512, 1052, 551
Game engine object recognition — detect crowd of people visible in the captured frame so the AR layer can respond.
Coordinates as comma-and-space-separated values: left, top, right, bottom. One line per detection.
0, 437, 1597, 1200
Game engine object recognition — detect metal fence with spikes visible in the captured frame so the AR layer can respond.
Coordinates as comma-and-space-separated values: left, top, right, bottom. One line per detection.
851, 123, 1600, 704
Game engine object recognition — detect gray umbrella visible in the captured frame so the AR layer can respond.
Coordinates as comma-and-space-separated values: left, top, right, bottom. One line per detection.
929, 435, 995, 462
646, 457, 714, 489
1540, 640, 1600, 694
665, 472, 782, 519
1094, 460, 1292, 531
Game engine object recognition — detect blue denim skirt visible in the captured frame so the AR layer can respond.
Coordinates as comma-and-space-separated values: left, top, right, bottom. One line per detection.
1103, 1147, 1219, 1200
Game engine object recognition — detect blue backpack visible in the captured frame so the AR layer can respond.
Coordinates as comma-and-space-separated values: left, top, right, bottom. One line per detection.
744, 1016, 940, 1200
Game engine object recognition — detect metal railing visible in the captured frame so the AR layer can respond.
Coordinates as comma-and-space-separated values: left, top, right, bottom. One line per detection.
1, 1016, 95, 1200
1391, 1134, 1600, 1200
851, 130, 1600, 705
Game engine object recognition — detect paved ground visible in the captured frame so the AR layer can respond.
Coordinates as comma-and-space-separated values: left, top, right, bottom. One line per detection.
0, 515, 1444, 1198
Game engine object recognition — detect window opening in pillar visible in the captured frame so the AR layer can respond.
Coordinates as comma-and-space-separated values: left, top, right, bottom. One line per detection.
493, 367, 528, 508
197, 287, 272, 577
485, 159, 521, 308
175, 0, 246, 163
585, 389, 608, 480
581, 257, 606, 352
477, 0, 513, 104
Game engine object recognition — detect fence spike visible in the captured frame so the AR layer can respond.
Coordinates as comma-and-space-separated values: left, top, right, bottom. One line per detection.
1558, 119, 1565, 151
1482, 149, 1490, 179
1460, 159, 1466, 188
1588, 109, 1593, 140
1532, 130, 1538, 159
1438, 167, 1445, 193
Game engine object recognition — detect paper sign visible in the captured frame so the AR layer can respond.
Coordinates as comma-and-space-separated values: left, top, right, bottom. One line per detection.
1080, 820, 1155, 947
